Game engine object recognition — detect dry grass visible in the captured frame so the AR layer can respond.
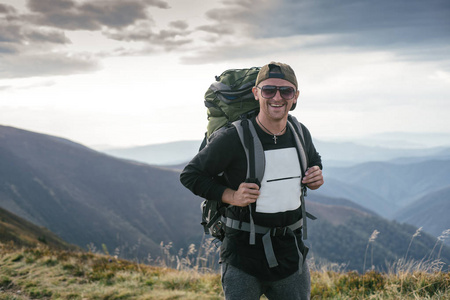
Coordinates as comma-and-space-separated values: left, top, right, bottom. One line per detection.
1, 239, 449, 300
0, 242, 222, 299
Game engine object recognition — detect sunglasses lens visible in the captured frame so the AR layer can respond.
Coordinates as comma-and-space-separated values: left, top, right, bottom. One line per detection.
260, 86, 295, 99
279, 87, 295, 100
261, 86, 277, 98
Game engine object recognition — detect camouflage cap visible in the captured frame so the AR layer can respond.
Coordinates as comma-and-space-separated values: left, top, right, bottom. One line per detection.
255, 61, 298, 89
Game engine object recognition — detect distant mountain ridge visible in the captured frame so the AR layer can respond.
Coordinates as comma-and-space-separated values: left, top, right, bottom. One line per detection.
101, 140, 202, 166
317, 159, 450, 243
0, 125, 201, 258
323, 159, 450, 210
1, 125, 449, 272
395, 186, 450, 239
99, 139, 450, 168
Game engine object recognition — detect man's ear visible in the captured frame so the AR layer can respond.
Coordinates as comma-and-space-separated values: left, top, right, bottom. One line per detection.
252, 86, 259, 100
293, 90, 300, 104
290, 90, 299, 111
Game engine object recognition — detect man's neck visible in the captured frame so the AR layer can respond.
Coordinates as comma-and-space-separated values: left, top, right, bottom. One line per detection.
256, 113, 288, 135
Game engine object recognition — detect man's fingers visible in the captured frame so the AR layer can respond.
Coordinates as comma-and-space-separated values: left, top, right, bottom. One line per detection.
302, 166, 324, 190
240, 182, 260, 190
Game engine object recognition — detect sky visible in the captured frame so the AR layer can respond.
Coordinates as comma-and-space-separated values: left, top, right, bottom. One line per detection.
1, 0, 450, 148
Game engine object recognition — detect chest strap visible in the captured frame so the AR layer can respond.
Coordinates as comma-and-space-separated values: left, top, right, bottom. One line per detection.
224, 217, 304, 272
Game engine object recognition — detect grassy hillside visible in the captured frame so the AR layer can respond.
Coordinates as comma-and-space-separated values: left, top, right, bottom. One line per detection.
1, 242, 449, 300
0, 206, 78, 251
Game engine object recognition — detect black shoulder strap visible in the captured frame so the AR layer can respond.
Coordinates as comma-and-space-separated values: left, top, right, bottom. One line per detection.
287, 115, 308, 177
232, 119, 265, 186
232, 118, 265, 244
287, 114, 317, 239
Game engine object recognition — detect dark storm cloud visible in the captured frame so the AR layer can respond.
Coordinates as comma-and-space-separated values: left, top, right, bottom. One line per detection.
0, 6, 70, 45
206, 0, 450, 41
26, 0, 168, 30
0, 0, 177, 78
264, 0, 450, 48
191, 0, 450, 63
103, 19, 193, 51
0, 1, 89, 78
24, 0, 192, 49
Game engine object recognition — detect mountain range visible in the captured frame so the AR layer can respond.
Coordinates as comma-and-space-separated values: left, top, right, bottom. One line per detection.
99, 134, 450, 167
132, 138, 450, 244
1, 125, 449, 272
0, 125, 201, 259
106, 137, 450, 243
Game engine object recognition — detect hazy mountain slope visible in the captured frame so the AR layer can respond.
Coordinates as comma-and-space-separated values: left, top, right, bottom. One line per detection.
102, 140, 202, 166
0, 125, 202, 259
324, 160, 450, 212
314, 140, 449, 167
1, 125, 449, 271
354, 132, 450, 149
306, 192, 376, 216
101, 139, 450, 168
315, 178, 393, 217
0, 206, 79, 250
394, 186, 450, 241
305, 198, 450, 272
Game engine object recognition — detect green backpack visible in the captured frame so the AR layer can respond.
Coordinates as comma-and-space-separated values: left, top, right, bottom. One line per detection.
204, 67, 261, 138
200, 67, 315, 241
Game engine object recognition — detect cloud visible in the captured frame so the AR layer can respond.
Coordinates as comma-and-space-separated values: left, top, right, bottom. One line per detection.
103, 20, 193, 51
0, 2, 92, 78
185, 0, 450, 64
1, 7, 70, 45
26, 0, 169, 30
196, 24, 234, 35
0, 0, 198, 79
0, 0, 175, 79
0, 3, 17, 15
0, 53, 100, 78
169, 20, 188, 30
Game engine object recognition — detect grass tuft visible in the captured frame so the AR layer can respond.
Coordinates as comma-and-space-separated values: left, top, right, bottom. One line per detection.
1, 237, 449, 299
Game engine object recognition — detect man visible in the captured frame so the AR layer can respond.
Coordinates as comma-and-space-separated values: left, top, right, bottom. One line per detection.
180, 62, 323, 299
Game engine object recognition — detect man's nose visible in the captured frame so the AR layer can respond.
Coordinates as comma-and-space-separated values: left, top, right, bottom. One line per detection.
273, 89, 283, 100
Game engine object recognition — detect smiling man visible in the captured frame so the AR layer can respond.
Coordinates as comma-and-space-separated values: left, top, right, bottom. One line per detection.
181, 62, 323, 299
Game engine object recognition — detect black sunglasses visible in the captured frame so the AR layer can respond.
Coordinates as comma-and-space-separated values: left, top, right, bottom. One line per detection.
256, 85, 296, 100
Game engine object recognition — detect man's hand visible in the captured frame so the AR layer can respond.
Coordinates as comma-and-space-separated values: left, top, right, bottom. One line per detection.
222, 182, 260, 207
302, 165, 324, 190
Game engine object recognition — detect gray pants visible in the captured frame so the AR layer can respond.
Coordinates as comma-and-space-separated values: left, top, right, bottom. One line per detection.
221, 261, 311, 300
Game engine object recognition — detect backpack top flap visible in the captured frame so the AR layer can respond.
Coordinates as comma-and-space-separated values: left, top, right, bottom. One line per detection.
205, 67, 261, 138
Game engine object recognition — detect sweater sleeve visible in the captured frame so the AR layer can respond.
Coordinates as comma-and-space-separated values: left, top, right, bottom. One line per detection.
301, 125, 323, 170
179, 127, 246, 201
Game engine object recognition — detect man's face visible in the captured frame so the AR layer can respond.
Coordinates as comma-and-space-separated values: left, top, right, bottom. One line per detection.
252, 78, 299, 122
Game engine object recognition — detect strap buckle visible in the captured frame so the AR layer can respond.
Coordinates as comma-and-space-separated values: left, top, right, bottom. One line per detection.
271, 227, 288, 237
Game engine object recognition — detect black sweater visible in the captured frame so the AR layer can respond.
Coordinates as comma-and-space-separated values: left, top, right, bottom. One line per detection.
180, 116, 322, 281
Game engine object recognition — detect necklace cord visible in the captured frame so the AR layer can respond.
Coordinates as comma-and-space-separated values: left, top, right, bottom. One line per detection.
256, 116, 286, 144
256, 116, 286, 136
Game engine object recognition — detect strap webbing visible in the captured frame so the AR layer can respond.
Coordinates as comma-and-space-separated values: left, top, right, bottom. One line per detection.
233, 118, 265, 245
225, 217, 303, 270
